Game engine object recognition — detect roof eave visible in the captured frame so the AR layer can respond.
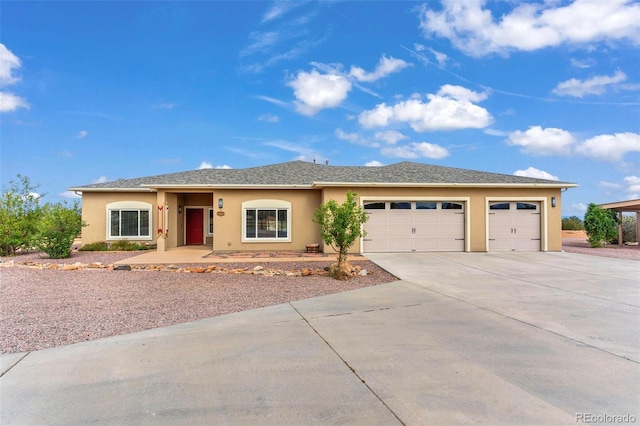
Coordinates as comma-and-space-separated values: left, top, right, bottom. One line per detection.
312, 182, 578, 189
67, 187, 157, 192
142, 184, 315, 189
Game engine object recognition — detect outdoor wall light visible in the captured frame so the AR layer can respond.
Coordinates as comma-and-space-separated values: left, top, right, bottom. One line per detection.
178, 205, 182, 214
551, 197, 556, 208
218, 198, 223, 209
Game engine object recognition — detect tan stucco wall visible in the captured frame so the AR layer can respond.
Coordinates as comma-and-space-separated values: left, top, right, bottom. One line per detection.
80, 185, 563, 253
211, 189, 322, 252
80, 192, 157, 245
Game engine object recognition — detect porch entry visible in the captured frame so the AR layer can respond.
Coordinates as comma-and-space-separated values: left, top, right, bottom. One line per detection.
186, 208, 204, 245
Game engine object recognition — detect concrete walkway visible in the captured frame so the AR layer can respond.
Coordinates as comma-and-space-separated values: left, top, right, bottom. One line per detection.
1, 252, 638, 425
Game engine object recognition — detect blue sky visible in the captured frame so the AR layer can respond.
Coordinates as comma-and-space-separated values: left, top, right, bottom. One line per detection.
1, 0, 639, 216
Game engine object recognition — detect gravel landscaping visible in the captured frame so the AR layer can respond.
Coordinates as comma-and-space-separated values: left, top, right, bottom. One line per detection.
0, 250, 397, 354
2, 241, 636, 354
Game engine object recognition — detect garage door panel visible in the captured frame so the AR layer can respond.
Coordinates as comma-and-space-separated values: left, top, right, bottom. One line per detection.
489, 202, 541, 252
363, 200, 466, 253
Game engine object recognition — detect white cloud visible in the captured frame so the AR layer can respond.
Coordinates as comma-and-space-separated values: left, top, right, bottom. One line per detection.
419, 0, 640, 57
77, 130, 88, 139
288, 69, 351, 115
513, 167, 559, 181
215, 164, 232, 169
507, 126, 576, 156
0, 92, 30, 112
92, 176, 108, 184
59, 190, 82, 199
264, 139, 325, 163
624, 176, 640, 195
258, 113, 279, 123
0, 44, 29, 113
262, 1, 300, 23
381, 142, 449, 159
365, 160, 385, 167
572, 203, 588, 212
0, 44, 22, 86
335, 128, 380, 147
552, 70, 628, 97
349, 55, 411, 82
599, 181, 622, 189
575, 132, 640, 162
198, 161, 213, 169
359, 85, 492, 132
374, 130, 407, 144
428, 47, 449, 67
570, 58, 596, 69
256, 95, 289, 108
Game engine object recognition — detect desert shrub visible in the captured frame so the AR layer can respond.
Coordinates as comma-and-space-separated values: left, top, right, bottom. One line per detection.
0, 175, 43, 256
79, 241, 110, 251
32, 201, 85, 259
583, 203, 619, 248
562, 216, 584, 230
621, 215, 637, 243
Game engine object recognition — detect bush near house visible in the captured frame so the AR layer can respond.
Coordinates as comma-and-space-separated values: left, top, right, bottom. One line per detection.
0, 175, 42, 256
583, 203, 619, 248
33, 201, 85, 259
79, 240, 155, 251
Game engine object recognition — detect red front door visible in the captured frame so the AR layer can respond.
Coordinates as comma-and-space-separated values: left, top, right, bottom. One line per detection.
186, 209, 204, 245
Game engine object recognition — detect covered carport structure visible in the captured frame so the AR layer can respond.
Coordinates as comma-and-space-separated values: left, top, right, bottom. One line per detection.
599, 199, 640, 246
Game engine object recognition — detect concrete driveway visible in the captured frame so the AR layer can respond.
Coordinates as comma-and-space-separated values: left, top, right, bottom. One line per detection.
1, 252, 639, 425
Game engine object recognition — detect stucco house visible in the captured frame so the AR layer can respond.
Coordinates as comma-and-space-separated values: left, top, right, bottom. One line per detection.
69, 161, 577, 254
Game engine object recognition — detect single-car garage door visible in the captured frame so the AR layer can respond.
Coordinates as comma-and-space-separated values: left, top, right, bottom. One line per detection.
488, 201, 541, 251
363, 201, 465, 252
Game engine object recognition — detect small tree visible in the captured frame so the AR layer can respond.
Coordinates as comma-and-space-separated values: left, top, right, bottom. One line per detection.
562, 216, 584, 231
0, 175, 43, 256
32, 201, 85, 259
583, 203, 618, 248
313, 191, 368, 280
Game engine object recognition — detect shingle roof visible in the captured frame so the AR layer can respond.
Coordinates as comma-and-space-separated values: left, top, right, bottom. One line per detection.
69, 161, 576, 191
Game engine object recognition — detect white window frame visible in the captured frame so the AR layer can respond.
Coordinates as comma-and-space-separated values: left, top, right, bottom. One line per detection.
207, 208, 214, 236
242, 199, 291, 243
106, 201, 153, 241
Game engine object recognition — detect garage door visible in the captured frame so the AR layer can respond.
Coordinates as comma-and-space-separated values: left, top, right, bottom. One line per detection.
363, 201, 465, 252
488, 202, 541, 251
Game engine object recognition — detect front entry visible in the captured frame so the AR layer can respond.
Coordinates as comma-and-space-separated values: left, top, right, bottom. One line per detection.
186, 208, 204, 245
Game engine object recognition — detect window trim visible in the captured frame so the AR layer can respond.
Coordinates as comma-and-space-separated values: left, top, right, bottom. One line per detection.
106, 201, 153, 241
242, 199, 291, 243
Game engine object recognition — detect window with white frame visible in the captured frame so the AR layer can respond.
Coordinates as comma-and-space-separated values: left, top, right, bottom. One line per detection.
208, 208, 214, 235
242, 200, 291, 242
106, 201, 152, 240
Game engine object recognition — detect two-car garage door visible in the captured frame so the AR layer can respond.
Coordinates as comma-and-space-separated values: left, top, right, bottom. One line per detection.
363, 199, 542, 253
363, 201, 465, 252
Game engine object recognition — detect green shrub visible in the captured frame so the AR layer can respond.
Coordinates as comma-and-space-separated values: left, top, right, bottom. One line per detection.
33, 201, 85, 259
79, 241, 109, 251
109, 240, 153, 251
0, 175, 43, 256
621, 215, 637, 243
562, 216, 584, 230
583, 203, 619, 248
